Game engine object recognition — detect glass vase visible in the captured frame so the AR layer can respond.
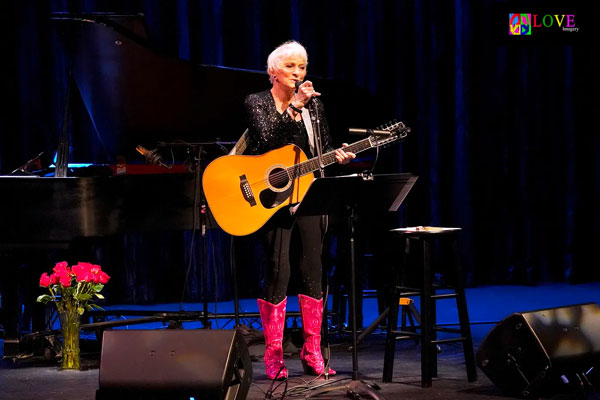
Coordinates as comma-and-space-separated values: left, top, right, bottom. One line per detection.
58, 304, 81, 370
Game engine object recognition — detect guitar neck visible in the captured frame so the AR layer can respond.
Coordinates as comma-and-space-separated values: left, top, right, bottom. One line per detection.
287, 138, 373, 179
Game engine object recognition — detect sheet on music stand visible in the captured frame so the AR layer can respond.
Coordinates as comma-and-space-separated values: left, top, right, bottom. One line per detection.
294, 173, 418, 217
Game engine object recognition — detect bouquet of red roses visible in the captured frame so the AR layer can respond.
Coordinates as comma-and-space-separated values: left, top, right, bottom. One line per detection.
37, 261, 110, 314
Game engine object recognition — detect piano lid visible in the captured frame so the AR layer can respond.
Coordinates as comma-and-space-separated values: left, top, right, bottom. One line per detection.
51, 13, 268, 163
51, 13, 392, 165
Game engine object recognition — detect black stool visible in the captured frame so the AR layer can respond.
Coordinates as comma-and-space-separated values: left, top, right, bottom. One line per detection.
382, 227, 478, 387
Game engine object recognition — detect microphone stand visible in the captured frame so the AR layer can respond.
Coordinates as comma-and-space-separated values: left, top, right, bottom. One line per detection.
187, 141, 240, 328
307, 100, 332, 377
161, 140, 241, 329
309, 101, 325, 178
195, 145, 210, 329
308, 101, 326, 231
161, 141, 211, 328
10, 152, 44, 176
305, 103, 385, 400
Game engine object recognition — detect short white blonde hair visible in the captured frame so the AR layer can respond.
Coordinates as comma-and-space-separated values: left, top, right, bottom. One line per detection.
267, 40, 308, 83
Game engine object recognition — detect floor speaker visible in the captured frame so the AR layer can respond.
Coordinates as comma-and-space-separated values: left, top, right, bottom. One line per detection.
476, 302, 600, 397
96, 329, 252, 400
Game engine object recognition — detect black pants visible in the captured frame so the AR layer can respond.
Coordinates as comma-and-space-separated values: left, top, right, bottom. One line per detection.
262, 213, 324, 304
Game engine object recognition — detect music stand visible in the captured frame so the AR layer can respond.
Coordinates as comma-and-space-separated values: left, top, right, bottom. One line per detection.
294, 173, 418, 399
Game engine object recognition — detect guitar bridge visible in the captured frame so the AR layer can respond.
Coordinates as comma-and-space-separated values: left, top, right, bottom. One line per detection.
239, 175, 256, 206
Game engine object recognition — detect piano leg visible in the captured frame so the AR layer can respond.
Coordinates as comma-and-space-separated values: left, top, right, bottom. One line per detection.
1, 257, 20, 357
0, 254, 49, 357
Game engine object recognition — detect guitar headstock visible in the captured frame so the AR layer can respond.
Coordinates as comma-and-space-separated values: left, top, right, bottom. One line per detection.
367, 120, 411, 148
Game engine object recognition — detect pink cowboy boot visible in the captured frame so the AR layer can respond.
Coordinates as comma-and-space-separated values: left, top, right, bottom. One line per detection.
257, 297, 288, 380
298, 294, 336, 376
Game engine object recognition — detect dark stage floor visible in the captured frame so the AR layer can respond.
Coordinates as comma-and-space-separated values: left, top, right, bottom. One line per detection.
2, 283, 600, 400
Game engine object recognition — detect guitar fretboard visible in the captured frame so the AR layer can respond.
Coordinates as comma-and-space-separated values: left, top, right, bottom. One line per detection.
287, 137, 374, 179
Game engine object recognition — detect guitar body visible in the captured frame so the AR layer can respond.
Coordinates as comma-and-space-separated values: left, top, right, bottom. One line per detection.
203, 120, 410, 236
202, 144, 314, 236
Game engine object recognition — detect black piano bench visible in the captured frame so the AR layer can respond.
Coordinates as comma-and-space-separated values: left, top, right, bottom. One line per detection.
382, 227, 478, 387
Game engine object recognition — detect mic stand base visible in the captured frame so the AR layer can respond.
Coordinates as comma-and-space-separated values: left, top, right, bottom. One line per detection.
305, 208, 386, 399
306, 378, 386, 400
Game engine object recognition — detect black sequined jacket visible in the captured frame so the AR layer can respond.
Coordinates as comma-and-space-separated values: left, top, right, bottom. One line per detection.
243, 89, 333, 157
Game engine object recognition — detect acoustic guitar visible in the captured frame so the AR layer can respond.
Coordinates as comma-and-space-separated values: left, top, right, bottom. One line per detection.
202, 121, 410, 236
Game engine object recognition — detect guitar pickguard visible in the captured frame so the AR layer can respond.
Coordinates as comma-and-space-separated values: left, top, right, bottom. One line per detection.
258, 184, 294, 209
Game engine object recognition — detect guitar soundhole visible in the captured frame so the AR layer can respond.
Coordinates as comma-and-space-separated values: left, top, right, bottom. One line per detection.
268, 167, 290, 190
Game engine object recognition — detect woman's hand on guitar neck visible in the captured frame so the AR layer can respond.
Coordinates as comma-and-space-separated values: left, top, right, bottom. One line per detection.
334, 143, 356, 165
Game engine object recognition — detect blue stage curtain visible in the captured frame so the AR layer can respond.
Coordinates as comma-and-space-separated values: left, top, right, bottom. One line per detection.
1, 0, 599, 305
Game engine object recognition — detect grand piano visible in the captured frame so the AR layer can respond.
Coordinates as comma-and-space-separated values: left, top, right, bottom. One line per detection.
0, 13, 269, 357
0, 13, 392, 357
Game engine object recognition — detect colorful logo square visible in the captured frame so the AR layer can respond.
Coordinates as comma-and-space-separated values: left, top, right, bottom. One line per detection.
509, 13, 532, 35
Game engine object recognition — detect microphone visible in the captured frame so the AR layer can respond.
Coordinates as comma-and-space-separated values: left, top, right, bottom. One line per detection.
295, 80, 302, 92
10, 151, 44, 175
348, 128, 391, 136
136, 145, 168, 168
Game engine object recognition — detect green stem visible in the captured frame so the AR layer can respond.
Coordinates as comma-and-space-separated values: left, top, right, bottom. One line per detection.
59, 304, 81, 370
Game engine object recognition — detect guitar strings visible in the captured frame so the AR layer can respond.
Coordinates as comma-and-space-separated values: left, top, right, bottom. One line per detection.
238, 126, 402, 193
241, 142, 365, 192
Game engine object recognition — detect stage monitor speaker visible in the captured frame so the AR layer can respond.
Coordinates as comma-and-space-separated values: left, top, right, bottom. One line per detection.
476, 302, 600, 397
96, 329, 252, 400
